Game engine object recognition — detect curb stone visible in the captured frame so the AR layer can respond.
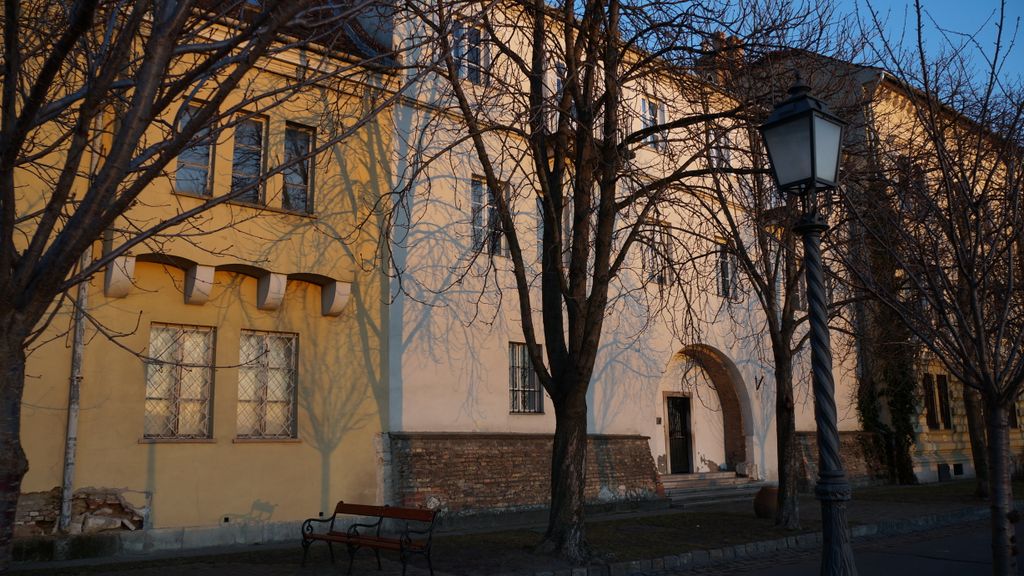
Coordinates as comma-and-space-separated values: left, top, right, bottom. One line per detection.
531, 505, 990, 576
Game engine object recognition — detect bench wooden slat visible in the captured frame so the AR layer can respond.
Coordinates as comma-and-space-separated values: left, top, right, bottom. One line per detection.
380, 506, 435, 522
334, 502, 388, 517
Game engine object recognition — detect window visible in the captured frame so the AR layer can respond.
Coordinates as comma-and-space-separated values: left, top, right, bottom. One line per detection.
454, 20, 485, 85
471, 176, 506, 256
709, 126, 731, 169
717, 242, 738, 299
144, 324, 215, 439
642, 221, 672, 285
546, 60, 577, 132
231, 116, 266, 204
283, 123, 314, 212
238, 331, 298, 439
793, 275, 808, 311
642, 97, 666, 150
922, 373, 952, 430
509, 342, 543, 413
175, 105, 213, 196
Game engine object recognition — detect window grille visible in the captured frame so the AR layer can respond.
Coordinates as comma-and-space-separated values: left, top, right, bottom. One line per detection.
144, 324, 215, 439
283, 123, 314, 213
175, 105, 213, 196
231, 116, 266, 204
238, 331, 298, 438
509, 342, 543, 414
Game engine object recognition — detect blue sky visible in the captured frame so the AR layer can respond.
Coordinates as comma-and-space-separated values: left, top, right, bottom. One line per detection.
850, 0, 1024, 83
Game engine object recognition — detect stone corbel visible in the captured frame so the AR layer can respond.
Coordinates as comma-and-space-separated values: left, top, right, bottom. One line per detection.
257, 273, 287, 310
103, 256, 136, 298
184, 265, 215, 305
320, 281, 352, 317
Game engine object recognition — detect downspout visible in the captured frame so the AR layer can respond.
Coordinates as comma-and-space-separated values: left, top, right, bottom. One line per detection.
58, 249, 91, 533
59, 109, 104, 532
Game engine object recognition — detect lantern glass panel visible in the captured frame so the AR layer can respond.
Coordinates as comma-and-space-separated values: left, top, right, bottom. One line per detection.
763, 115, 811, 189
813, 114, 843, 184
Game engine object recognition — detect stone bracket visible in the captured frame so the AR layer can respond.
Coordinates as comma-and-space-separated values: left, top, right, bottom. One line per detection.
320, 281, 351, 316
103, 256, 136, 298
184, 265, 215, 305
257, 273, 287, 310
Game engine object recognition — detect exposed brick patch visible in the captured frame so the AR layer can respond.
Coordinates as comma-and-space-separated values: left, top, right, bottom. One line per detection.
14, 488, 60, 537
795, 431, 889, 491
388, 433, 659, 512
15, 487, 146, 537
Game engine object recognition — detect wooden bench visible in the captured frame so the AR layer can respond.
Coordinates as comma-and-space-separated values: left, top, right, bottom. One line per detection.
301, 501, 437, 576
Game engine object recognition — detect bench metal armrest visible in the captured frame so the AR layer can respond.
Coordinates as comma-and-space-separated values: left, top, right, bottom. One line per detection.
347, 517, 382, 538
301, 516, 334, 539
400, 518, 437, 552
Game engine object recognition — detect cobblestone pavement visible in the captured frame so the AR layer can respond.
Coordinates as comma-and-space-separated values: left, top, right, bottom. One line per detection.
20, 521, 1001, 576
676, 521, 1004, 576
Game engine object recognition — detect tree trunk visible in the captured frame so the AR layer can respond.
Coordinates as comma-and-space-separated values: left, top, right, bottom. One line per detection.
774, 352, 801, 530
984, 399, 1016, 576
537, 387, 590, 564
964, 387, 990, 498
0, 332, 30, 572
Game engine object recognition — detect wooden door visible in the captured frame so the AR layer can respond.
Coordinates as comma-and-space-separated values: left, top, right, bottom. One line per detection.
667, 397, 692, 474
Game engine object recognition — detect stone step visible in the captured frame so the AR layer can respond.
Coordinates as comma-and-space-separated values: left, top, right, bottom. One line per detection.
668, 483, 766, 507
660, 472, 750, 490
662, 471, 738, 481
663, 473, 753, 485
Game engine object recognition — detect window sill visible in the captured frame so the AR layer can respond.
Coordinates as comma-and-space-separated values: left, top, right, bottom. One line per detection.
233, 437, 302, 444
138, 437, 216, 444
171, 191, 316, 219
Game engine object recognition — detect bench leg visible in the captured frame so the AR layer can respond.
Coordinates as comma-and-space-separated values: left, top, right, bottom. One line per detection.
427, 550, 434, 576
346, 545, 356, 576
328, 541, 335, 564
375, 548, 382, 570
301, 539, 310, 568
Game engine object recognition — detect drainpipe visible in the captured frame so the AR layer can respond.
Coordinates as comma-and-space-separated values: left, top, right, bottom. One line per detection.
58, 248, 91, 533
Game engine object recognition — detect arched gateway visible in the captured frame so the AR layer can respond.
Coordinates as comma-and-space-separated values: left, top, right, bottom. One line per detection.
661, 344, 754, 475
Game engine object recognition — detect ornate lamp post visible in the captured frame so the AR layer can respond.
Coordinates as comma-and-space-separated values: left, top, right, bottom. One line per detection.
759, 78, 857, 576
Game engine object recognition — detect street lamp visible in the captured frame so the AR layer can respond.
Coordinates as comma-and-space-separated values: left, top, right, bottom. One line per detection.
759, 78, 857, 576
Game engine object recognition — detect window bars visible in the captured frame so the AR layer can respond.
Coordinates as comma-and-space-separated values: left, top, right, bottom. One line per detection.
144, 324, 215, 438
238, 331, 298, 438
509, 342, 543, 414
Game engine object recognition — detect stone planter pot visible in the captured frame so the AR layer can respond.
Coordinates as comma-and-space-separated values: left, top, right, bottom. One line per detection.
754, 485, 779, 519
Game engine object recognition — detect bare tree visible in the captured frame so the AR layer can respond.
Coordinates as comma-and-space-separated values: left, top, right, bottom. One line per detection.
847, 1, 1024, 572
688, 36, 872, 529
0, 1, 400, 568
395, 0, 838, 562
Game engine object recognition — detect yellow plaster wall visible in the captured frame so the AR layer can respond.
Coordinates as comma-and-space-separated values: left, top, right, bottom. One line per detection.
17, 55, 393, 529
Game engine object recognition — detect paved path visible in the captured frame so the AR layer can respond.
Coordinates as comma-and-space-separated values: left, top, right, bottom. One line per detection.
681, 521, 1011, 576
22, 521, 1009, 576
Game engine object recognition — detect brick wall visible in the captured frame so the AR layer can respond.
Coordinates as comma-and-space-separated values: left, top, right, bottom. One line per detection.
388, 433, 659, 512
795, 431, 889, 491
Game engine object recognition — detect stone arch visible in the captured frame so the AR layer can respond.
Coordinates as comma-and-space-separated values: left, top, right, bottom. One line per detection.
678, 344, 753, 472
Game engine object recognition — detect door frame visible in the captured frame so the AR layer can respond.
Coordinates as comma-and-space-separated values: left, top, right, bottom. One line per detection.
663, 391, 693, 474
